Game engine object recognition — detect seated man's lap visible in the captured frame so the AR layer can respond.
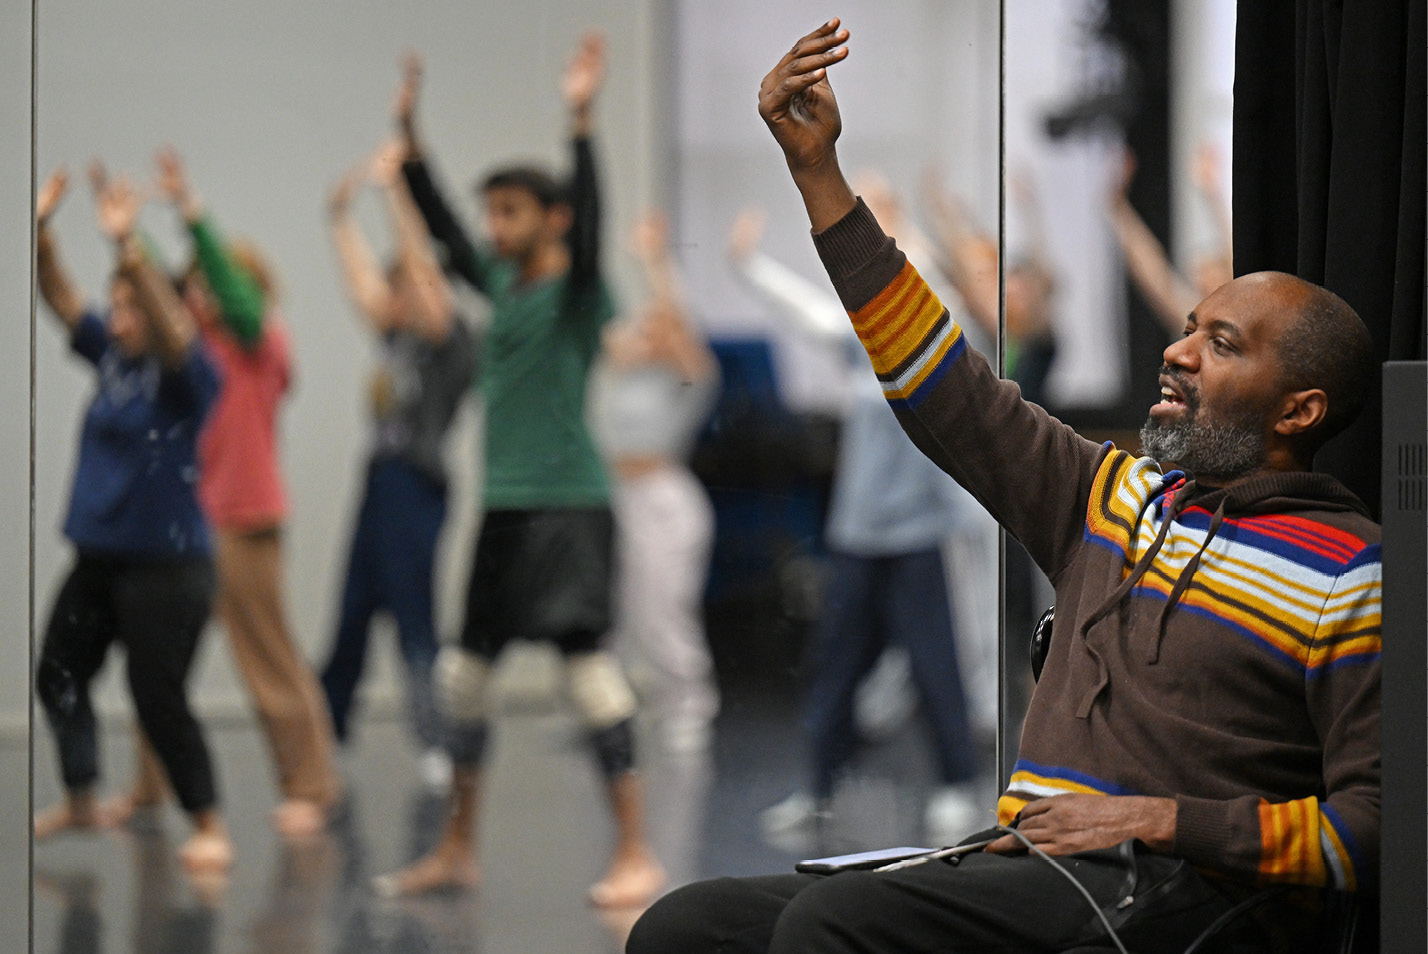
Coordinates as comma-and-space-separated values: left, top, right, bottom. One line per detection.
628, 846, 1312, 954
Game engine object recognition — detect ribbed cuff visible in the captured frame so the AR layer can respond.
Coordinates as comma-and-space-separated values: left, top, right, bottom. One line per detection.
812, 198, 888, 283
1172, 794, 1232, 868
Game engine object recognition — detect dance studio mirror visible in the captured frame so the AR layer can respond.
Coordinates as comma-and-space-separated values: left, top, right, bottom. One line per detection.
18, 2, 1011, 951
998, 0, 1236, 779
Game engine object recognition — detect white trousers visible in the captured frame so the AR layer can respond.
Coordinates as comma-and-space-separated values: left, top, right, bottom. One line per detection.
611, 464, 719, 737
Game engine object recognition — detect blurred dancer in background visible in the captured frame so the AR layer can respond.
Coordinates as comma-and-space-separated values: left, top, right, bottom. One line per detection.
591, 210, 720, 755
729, 175, 984, 846
379, 38, 664, 907
32, 162, 231, 873
323, 137, 476, 789
102, 148, 344, 839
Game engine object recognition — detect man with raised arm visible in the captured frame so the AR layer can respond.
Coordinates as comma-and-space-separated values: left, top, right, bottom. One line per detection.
375, 36, 664, 908
628, 20, 1378, 954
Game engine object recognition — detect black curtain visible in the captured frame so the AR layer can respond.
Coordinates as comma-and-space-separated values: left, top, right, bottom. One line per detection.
1232, 0, 1427, 517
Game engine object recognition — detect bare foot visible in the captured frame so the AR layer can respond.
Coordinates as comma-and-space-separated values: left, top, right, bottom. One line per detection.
587, 849, 665, 909
179, 828, 234, 875
33, 794, 111, 839
371, 842, 479, 898
271, 799, 326, 839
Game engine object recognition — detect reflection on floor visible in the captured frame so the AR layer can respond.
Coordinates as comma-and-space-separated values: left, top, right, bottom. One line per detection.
30, 658, 999, 954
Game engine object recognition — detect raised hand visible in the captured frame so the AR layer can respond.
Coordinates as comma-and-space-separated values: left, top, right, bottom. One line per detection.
368, 139, 407, 188
94, 172, 145, 242
37, 165, 69, 224
629, 209, 669, 265
87, 158, 108, 197
394, 51, 423, 149
329, 163, 364, 216
759, 20, 855, 230
758, 19, 850, 175
563, 30, 606, 130
1190, 141, 1222, 197
727, 206, 768, 263
154, 146, 203, 221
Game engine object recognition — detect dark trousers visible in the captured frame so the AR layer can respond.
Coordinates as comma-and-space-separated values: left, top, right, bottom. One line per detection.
803, 548, 977, 796
321, 457, 446, 748
627, 840, 1323, 954
37, 553, 218, 813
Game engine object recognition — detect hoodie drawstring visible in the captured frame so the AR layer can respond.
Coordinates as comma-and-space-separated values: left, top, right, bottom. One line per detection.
1073, 486, 1194, 718
1148, 496, 1227, 663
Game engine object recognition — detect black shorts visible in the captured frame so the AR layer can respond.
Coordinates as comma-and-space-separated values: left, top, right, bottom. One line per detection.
459, 507, 614, 657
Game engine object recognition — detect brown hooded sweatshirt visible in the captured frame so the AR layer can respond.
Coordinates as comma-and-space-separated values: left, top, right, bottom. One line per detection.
811, 199, 1380, 893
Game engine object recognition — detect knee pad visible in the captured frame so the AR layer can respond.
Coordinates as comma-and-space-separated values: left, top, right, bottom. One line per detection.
434, 646, 492, 723
564, 651, 638, 729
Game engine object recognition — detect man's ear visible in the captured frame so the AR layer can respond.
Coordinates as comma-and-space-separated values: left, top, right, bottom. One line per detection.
1273, 388, 1328, 437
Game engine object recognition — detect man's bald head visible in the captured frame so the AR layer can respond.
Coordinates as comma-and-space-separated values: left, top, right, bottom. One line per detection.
1254, 272, 1376, 455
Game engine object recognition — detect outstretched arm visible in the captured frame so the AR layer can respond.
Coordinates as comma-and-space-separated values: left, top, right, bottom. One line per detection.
328, 161, 397, 332
35, 166, 86, 330
1106, 149, 1197, 337
376, 139, 454, 342
94, 167, 198, 368
727, 206, 848, 347
155, 147, 266, 346
760, 24, 1105, 579
564, 30, 605, 291
758, 19, 856, 232
394, 52, 491, 293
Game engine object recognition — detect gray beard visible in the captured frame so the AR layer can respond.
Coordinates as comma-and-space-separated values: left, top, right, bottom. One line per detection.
1139, 414, 1264, 482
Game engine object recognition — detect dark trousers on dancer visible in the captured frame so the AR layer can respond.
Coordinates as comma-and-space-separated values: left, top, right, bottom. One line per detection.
448, 507, 626, 773
804, 547, 977, 796
37, 553, 218, 813
321, 457, 446, 748
459, 507, 614, 660
628, 837, 1329, 954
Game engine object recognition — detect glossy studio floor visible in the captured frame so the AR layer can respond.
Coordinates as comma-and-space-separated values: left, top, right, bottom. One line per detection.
24, 643, 1001, 954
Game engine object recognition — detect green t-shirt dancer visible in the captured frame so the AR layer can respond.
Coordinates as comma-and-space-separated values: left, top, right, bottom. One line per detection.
378, 36, 665, 910
404, 134, 613, 509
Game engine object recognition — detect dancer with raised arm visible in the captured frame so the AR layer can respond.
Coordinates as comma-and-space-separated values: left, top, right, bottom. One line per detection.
322, 138, 475, 787
378, 38, 664, 907
133, 148, 342, 838
728, 194, 983, 845
591, 210, 720, 755
33, 163, 233, 874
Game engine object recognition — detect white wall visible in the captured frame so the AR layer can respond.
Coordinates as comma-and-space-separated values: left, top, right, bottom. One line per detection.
24, 0, 670, 727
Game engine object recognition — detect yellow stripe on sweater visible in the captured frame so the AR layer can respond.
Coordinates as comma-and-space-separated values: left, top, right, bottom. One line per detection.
849, 262, 949, 377
1258, 798, 1327, 886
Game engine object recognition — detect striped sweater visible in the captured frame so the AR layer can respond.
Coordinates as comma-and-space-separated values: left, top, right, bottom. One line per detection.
812, 199, 1381, 892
